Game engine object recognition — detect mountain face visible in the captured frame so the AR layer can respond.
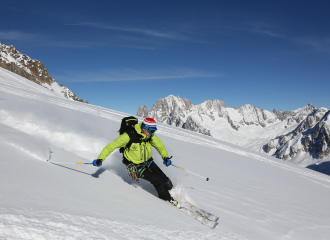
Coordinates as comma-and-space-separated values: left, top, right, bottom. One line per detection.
136, 95, 291, 134
137, 95, 329, 169
137, 95, 227, 136
264, 107, 330, 163
0, 42, 87, 103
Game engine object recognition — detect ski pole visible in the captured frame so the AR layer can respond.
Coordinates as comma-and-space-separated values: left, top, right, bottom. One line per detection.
170, 164, 209, 181
47, 161, 93, 165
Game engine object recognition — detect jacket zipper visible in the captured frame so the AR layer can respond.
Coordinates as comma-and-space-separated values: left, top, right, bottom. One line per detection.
144, 142, 147, 164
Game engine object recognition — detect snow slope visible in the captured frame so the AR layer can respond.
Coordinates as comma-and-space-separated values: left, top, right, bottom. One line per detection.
1, 67, 330, 239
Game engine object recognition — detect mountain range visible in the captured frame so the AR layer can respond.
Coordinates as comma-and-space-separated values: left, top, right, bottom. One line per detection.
0, 42, 86, 103
137, 95, 330, 174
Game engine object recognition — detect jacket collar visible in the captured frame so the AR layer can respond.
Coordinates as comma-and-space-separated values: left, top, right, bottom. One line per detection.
135, 123, 150, 140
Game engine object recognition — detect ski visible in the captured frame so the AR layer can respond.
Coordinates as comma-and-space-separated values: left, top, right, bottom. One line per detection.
171, 197, 219, 229
177, 204, 218, 229
177, 196, 219, 222
181, 201, 219, 222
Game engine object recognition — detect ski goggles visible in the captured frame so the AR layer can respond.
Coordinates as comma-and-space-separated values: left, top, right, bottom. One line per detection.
141, 123, 157, 135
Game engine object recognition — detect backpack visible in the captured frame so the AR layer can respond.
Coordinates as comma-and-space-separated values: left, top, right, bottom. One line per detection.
118, 116, 151, 154
119, 116, 138, 135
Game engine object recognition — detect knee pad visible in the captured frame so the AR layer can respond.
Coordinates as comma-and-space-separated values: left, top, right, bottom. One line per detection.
164, 178, 173, 190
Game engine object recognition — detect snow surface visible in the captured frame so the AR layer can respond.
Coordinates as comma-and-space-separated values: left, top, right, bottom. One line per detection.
1, 67, 330, 239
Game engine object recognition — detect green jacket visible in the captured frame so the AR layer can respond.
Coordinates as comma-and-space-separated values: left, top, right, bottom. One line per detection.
98, 123, 169, 164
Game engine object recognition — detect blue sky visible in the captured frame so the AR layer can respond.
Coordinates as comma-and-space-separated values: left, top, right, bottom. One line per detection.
1, 0, 330, 115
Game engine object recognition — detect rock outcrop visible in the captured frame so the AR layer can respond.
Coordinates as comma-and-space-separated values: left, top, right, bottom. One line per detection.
137, 95, 284, 136
264, 107, 330, 161
136, 105, 149, 118
138, 95, 329, 167
0, 42, 87, 103
183, 116, 212, 136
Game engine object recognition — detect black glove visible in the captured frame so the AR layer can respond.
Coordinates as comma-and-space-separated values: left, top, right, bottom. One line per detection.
93, 159, 103, 167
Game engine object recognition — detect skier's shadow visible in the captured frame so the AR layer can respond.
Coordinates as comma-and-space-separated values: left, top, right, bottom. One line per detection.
91, 168, 106, 178
50, 163, 93, 176
50, 162, 107, 179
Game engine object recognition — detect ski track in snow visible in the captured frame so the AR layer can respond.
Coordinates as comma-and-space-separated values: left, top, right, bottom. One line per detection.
1, 69, 330, 189
0, 208, 245, 240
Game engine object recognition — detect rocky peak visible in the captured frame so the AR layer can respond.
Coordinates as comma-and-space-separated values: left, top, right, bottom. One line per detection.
0, 42, 86, 103
239, 104, 264, 126
272, 109, 294, 121
0, 42, 54, 85
183, 116, 211, 136
137, 105, 149, 118
201, 99, 226, 112
137, 95, 285, 137
286, 104, 316, 125
311, 110, 330, 159
137, 95, 218, 136
236, 104, 280, 127
137, 96, 326, 141
137, 95, 329, 171
264, 108, 330, 161
164, 95, 194, 112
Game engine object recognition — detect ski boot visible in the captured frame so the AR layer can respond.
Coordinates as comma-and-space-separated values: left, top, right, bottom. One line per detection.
169, 197, 179, 207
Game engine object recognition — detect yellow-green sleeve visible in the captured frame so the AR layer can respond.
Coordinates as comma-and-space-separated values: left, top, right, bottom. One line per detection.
98, 133, 130, 161
150, 135, 169, 159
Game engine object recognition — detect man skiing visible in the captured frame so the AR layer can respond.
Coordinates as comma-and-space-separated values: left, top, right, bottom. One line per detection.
93, 117, 178, 206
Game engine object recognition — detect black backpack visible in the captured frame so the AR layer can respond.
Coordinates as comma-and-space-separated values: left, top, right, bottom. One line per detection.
119, 116, 138, 135
119, 116, 150, 154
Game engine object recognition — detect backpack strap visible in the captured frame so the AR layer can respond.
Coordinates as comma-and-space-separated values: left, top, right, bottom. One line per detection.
119, 128, 153, 155
126, 128, 143, 148
119, 128, 143, 153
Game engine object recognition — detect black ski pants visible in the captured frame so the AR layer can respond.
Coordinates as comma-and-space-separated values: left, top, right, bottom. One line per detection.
138, 161, 173, 201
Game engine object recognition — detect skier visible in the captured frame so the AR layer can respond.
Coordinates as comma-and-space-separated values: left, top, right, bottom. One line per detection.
93, 117, 178, 206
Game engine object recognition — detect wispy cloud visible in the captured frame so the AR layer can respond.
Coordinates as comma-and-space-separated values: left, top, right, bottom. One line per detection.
66, 22, 192, 41
241, 21, 330, 54
292, 36, 330, 54
0, 30, 42, 41
0, 30, 91, 49
244, 22, 284, 38
54, 68, 222, 83
0, 29, 166, 50
43, 41, 91, 48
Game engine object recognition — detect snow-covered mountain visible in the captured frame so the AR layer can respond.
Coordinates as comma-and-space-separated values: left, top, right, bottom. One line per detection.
264, 107, 330, 164
0, 42, 87, 103
137, 95, 329, 173
137, 95, 291, 134
2, 67, 330, 239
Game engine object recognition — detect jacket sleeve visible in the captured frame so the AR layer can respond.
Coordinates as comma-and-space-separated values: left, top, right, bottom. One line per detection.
150, 135, 169, 160
97, 133, 130, 161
